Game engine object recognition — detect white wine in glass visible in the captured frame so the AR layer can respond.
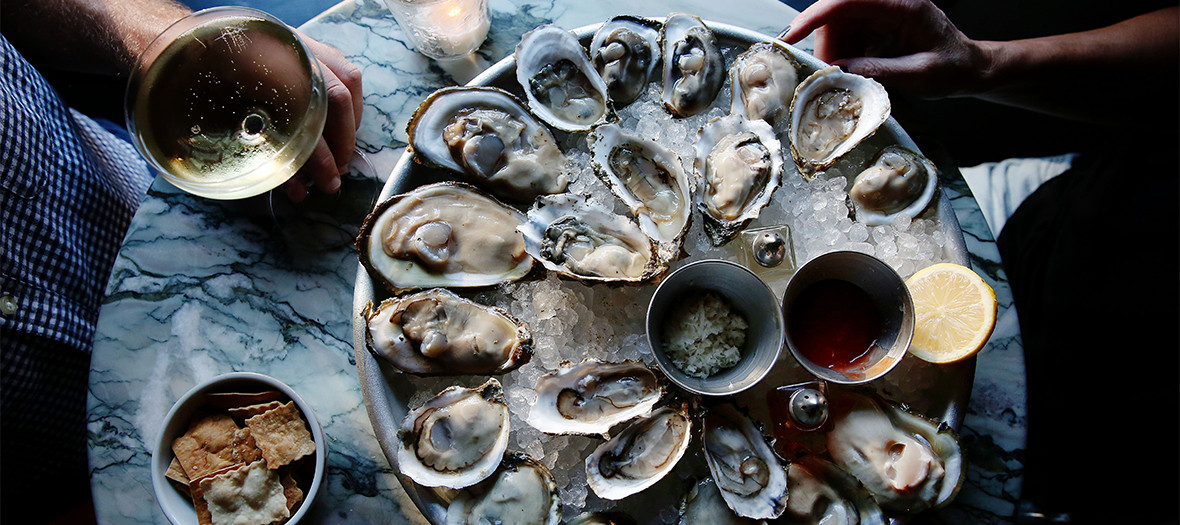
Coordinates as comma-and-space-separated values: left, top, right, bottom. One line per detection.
126, 7, 326, 200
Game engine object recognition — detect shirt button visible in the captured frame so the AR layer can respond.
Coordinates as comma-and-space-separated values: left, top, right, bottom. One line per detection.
0, 294, 16, 315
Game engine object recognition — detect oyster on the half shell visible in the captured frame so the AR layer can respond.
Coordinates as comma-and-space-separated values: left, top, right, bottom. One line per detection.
356, 182, 534, 293
729, 42, 799, 126
588, 123, 694, 250
788, 66, 891, 179
527, 359, 664, 435
660, 13, 725, 117
406, 86, 568, 203
590, 15, 663, 108
693, 114, 784, 245
586, 403, 693, 500
396, 379, 511, 489
702, 402, 790, 520
363, 288, 532, 376
518, 193, 668, 283
780, 456, 887, 525
848, 145, 938, 226
516, 25, 614, 132
679, 477, 766, 525
445, 452, 561, 525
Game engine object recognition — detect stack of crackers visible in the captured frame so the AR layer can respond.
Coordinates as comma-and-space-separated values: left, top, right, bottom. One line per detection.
166, 390, 317, 525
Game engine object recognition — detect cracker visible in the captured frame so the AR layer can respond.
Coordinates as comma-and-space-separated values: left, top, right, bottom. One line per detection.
280, 471, 304, 513
206, 390, 284, 410
166, 457, 191, 485
228, 400, 284, 419
244, 402, 315, 469
200, 460, 290, 525
189, 464, 241, 525
172, 413, 263, 481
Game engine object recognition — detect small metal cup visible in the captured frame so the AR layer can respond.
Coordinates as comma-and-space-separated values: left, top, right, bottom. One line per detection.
647, 259, 784, 396
782, 251, 914, 384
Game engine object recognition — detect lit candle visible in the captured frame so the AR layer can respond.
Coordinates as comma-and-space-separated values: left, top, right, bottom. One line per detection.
383, 0, 490, 60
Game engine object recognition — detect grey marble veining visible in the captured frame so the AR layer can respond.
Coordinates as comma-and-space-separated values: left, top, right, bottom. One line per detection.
88, 1, 1026, 523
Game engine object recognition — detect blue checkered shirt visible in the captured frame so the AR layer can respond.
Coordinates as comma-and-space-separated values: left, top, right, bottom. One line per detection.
1, 35, 154, 352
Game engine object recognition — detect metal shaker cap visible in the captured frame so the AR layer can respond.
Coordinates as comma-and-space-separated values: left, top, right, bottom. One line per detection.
787, 387, 828, 430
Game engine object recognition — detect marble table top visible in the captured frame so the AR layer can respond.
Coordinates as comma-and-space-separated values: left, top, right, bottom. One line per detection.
87, 0, 1027, 523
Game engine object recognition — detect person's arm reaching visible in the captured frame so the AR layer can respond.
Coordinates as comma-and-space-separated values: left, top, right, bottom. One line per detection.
780, 0, 1178, 125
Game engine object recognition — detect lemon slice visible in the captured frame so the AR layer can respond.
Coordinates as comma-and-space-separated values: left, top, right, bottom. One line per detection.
904, 263, 997, 364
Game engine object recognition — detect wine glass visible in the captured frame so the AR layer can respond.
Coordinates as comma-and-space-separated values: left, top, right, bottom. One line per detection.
125, 7, 327, 201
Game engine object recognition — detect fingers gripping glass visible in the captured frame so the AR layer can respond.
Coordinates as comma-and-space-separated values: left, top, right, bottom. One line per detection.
125, 7, 327, 200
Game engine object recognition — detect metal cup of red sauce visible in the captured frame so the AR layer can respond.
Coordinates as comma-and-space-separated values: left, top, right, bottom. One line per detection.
781, 251, 914, 384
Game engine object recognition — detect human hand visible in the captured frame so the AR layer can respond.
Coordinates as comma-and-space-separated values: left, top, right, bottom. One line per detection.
283, 32, 364, 203
780, 0, 989, 98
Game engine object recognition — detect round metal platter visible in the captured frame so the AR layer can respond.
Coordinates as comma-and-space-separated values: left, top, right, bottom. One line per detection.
352, 19, 974, 525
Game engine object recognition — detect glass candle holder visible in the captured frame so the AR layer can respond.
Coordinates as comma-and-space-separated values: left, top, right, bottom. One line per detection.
383, 0, 490, 60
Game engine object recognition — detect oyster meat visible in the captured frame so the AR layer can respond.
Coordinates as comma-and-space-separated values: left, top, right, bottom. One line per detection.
729, 42, 799, 126
364, 288, 532, 376
660, 13, 725, 117
848, 145, 938, 226
693, 114, 784, 245
679, 478, 766, 525
780, 456, 886, 525
825, 389, 963, 514
396, 379, 511, 489
588, 123, 694, 248
356, 182, 534, 293
586, 403, 693, 500
516, 25, 614, 132
527, 359, 664, 435
788, 66, 891, 179
406, 86, 568, 203
445, 452, 561, 525
519, 193, 667, 283
590, 15, 663, 108
702, 403, 789, 520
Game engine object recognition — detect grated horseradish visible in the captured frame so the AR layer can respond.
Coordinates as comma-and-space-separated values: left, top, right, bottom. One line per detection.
663, 292, 748, 377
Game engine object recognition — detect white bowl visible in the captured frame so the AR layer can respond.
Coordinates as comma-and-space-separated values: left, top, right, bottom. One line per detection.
151, 372, 326, 525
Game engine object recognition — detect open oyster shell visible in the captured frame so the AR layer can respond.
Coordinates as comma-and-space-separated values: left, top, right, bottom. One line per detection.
363, 288, 532, 376
788, 66, 891, 179
518, 193, 669, 283
824, 389, 964, 514
660, 13, 725, 117
445, 451, 561, 525
729, 42, 800, 126
586, 402, 693, 500
396, 379, 511, 489
692, 114, 785, 246
356, 182, 534, 293
780, 456, 887, 525
526, 359, 664, 436
590, 15, 663, 108
588, 123, 694, 251
702, 402, 790, 520
848, 145, 939, 226
406, 86, 569, 203
679, 477, 766, 525
516, 25, 615, 132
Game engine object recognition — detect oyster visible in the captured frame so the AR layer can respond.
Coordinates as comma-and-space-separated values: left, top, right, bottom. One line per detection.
788, 66, 891, 179
396, 379, 511, 489
526, 359, 664, 435
780, 456, 886, 525
693, 114, 784, 245
356, 182, 534, 293
586, 403, 693, 500
518, 193, 667, 283
406, 87, 568, 203
848, 145, 938, 226
660, 13, 725, 117
363, 288, 532, 376
445, 452, 560, 525
825, 389, 964, 514
702, 403, 789, 520
566, 512, 637, 525
679, 478, 765, 525
588, 123, 694, 248
729, 42, 799, 126
516, 25, 614, 132
590, 15, 663, 108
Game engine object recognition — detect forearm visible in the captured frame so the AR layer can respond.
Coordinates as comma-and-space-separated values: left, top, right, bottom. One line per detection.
968, 7, 1179, 123
1, 0, 191, 75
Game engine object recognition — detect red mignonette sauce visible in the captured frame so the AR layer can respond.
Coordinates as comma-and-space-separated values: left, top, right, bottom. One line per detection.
787, 279, 883, 373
